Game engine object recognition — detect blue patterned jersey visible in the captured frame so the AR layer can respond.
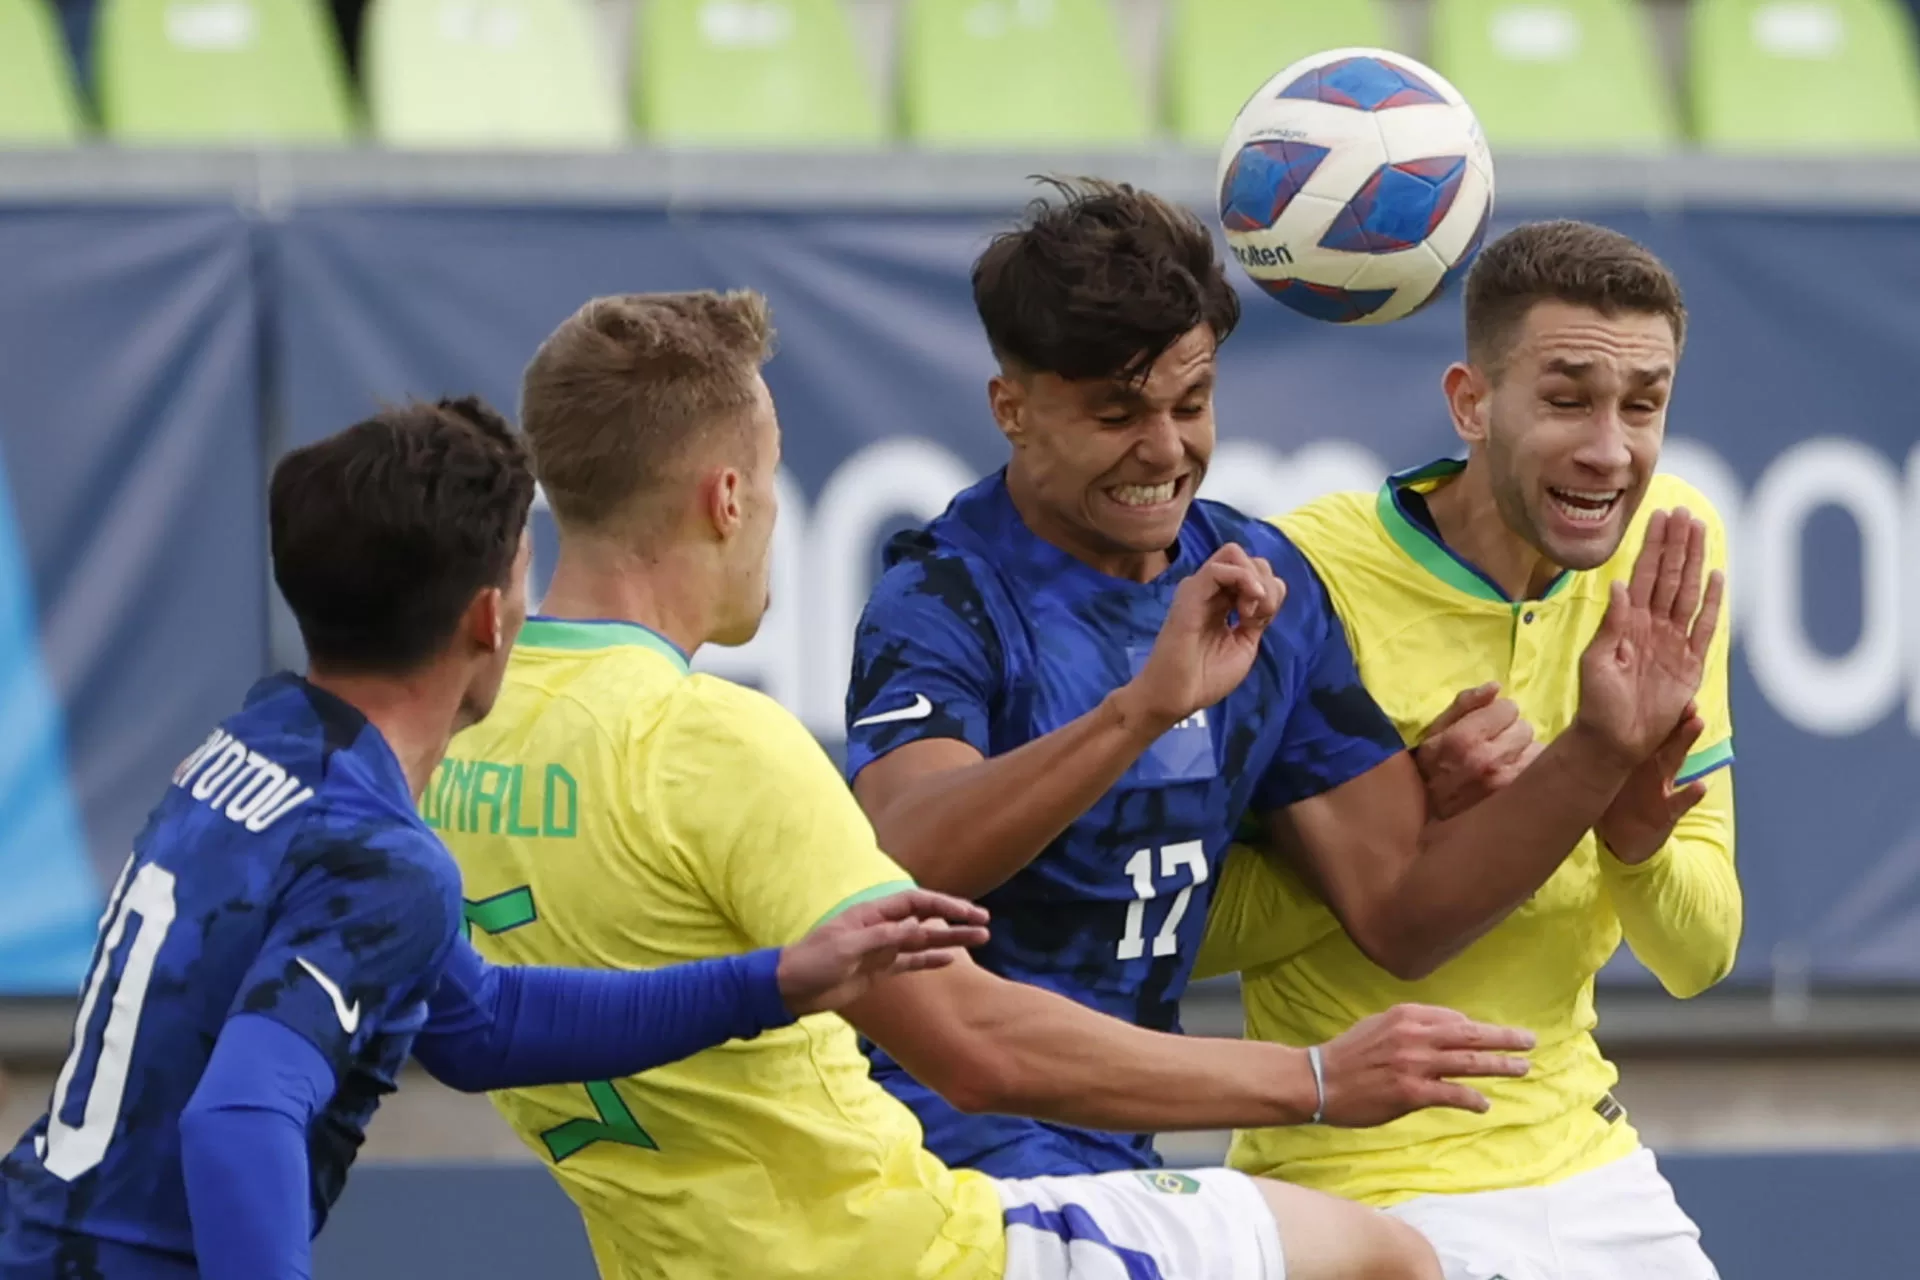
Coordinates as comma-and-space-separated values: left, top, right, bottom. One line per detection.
844, 472, 1403, 1177
0, 673, 463, 1274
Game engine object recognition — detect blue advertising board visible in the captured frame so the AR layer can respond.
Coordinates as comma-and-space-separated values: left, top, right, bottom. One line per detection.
266, 203, 1920, 988
2, 197, 1917, 991
0, 206, 265, 992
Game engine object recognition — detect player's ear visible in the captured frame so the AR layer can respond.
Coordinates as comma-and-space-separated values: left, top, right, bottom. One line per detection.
987, 373, 1025, 444
469, 585, 505, 653
703, 465, 744, 540
1443, 362, 1490, 446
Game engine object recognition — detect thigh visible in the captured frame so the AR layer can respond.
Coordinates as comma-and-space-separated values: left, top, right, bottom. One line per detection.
996, 1168, 1284, 1280
1550, 1150, 1721, 1280
1253, 1176, 1447, 1280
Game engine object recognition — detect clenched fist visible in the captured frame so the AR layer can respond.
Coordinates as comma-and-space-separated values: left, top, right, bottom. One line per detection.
1119, 544, 1286, 732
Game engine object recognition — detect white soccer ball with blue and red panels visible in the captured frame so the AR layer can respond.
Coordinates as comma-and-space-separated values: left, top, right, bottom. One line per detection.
1217, 48, 1495, 325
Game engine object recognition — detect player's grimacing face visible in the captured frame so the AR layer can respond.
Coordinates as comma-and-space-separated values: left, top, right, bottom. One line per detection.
998, 325, 1216, 561
1483, 301, 1676, 571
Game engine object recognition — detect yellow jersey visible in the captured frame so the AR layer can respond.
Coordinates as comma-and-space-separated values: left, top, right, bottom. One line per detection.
1197, 461, 1740, 1206
429, 617, 1006, 1280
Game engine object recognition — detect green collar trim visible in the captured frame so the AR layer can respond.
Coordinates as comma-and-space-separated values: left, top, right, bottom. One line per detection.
1375, 459, 1572, 605
518, 617, 691, 674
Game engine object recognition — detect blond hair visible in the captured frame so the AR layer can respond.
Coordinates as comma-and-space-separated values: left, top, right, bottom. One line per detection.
519, 290, 775, 531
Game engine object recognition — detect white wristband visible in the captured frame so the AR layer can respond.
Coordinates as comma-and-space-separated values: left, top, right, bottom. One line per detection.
1307, 1043, 1327, 1125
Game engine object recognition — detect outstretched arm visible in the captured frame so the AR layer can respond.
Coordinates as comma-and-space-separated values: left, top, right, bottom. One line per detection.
413, 889, 989, 1092
668, 684, 1533, 1134
845, 950, 1534, 1132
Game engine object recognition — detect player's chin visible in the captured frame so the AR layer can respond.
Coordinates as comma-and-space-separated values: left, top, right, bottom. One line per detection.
1537, 500, 1627, 569
712, 617, 765, 648
1540, 529, 1623, 574
1097, 490, 1192, 550
1097, 519, 1186, 559
461, 682, 505, 728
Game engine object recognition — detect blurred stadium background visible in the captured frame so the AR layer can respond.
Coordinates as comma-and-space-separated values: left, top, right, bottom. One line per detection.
3, 0, 1920, 1274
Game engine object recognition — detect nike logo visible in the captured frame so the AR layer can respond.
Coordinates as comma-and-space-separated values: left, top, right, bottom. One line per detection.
296, 955, 362, 1035
852, 694, 933, 728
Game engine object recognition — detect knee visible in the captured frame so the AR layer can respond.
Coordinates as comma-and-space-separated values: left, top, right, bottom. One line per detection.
1367, 1215, 1443, 1280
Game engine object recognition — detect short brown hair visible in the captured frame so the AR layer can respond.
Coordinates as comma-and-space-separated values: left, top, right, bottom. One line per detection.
973, 176, 1240, 382
272, 396, 533, 673
1464, 220, 1686, 376
519, 291, 775, 530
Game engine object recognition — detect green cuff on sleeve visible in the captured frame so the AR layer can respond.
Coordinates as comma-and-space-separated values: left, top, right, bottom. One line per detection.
809, 878, 919, 931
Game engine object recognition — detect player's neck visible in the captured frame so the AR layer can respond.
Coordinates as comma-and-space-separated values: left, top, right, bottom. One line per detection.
1424, 461, 1564, 601
303, 669, 460, 802
539, 539, 708, 658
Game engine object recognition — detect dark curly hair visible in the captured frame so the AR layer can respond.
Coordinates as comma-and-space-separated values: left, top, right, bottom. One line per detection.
271, 396, 535, 674
972, 176, 1241, 383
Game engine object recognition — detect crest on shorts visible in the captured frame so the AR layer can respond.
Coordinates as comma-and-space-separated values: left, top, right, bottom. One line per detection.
1136, 1171, 1202, 1195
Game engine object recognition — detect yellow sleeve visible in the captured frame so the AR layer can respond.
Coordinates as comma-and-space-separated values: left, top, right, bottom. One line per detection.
1195, 840, 1342, 981
653, 679, 916, 947
1601, 493, 1741, 998
1192, 492, 1378, 982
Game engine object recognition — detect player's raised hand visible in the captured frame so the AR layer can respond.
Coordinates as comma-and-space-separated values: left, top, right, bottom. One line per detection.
1412, 683, 1544, 820
1124, 544, 1286, 731
1597, 702, 1711, 864
1573, 509, 1724, 766
1315, 1003, 1535, 1127
775, 890, 990, 1016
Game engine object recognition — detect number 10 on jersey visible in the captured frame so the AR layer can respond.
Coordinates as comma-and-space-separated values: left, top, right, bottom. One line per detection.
1117, 840, 1207, 960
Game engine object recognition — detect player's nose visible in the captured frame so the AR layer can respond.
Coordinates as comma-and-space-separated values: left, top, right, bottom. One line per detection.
1570, 412, 1633, 476
1131, 412, 1185, 471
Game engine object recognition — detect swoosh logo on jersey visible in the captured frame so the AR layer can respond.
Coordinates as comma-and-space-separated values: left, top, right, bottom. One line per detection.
851, 694, 933, 728
296, 956, 362, 1036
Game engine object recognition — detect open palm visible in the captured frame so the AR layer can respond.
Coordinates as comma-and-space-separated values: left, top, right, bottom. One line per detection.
775, 890, 990, 1015
1576, 509, 1724, 764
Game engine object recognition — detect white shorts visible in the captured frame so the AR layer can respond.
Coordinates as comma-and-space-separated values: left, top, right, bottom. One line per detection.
996, 1168, 1285, 1280
1385, 1147, 1719, 1280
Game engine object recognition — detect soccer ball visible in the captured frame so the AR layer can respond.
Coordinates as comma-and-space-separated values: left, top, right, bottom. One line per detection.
1217, 47, 1495, 325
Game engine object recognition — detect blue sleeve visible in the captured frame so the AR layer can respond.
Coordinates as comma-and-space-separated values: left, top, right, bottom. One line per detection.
411, 937, 796, 1093
1251, 545, 1405, 813
231, 831, 462, 1072
179, 1014, 337, 1280
844, 551, 1001, 782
